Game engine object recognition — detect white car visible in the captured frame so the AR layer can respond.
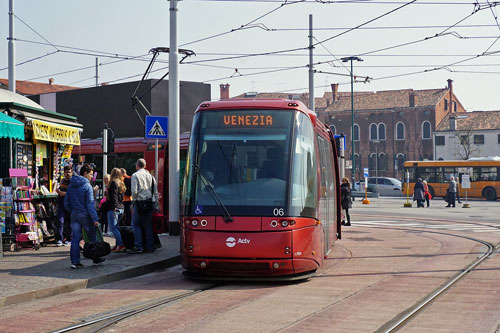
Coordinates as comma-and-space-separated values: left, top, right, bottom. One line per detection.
367, 177, 402, 195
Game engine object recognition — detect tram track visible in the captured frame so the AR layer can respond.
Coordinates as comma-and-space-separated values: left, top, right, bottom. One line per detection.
52, 216, 500, 333
52, 283, 221, 333
362, 225, 500, 333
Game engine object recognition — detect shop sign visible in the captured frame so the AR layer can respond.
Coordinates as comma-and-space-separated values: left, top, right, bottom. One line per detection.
32, 120, 80, 145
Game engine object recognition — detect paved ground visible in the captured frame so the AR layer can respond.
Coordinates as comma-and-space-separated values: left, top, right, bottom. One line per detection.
0, 234, 180, 307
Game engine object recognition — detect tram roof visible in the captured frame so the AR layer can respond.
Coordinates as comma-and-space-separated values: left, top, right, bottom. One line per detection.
196, 99, 317, 124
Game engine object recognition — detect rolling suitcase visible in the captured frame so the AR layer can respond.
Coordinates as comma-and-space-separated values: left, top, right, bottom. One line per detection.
119, 225, 135, 249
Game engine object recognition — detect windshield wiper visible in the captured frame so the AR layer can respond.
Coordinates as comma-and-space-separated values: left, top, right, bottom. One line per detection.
194, 165, 233, 222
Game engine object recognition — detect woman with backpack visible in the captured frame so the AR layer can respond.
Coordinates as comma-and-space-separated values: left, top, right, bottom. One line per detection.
107, 168, 126, 252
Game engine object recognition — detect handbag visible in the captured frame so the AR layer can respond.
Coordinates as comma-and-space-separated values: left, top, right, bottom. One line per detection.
136, 177, 157, 214
136, 198, 153, 214
82, 225, 111, 260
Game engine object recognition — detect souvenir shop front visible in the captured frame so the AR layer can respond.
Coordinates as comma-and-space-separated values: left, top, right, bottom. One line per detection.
0, 90, 82, 254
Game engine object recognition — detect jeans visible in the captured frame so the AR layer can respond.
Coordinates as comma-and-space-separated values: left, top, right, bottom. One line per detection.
107, 208, 124, 247
56, 205, 66, 242
70, 214, 95, 265
131, 208, 153, 251
123, 201, 132, 226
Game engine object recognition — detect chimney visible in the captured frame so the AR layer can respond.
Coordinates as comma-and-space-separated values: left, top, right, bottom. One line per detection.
409, 92, 416, 107
220, 83, 230, 100
449, 115, 456, 131
447, 79, 454, 112
48, 78, 54, 85
331, 83, 339, 101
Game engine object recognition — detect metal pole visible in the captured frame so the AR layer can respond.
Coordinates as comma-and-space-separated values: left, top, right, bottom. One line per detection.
308, 14, 315, 113
155, 138, 159, 184
168, 0, 180, 236
350, 59, 355, 190
375, 144, 378, 192
339, 134, 345, 181
8, 0, 15, 93
95, 57, 98, 87
103, 124, 108, 195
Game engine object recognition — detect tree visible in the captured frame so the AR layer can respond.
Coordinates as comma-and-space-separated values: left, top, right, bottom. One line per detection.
454, 123, 479, 160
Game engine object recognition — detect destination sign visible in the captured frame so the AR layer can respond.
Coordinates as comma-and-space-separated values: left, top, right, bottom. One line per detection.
223, 114, 273, 127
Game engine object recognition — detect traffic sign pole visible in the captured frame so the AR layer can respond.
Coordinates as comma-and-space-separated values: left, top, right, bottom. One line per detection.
362, 168, 370, 204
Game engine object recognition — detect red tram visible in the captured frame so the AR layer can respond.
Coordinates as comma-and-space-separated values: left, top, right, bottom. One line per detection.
181, 99, 341, 279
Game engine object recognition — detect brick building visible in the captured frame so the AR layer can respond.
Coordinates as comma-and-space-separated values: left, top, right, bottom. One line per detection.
325, 80, 466, 181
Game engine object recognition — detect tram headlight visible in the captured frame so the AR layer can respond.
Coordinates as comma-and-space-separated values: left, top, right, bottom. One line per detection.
191, 219, 199, 226
270, 220, 278, 228
200, 261, 207, 268
272, 263, 280, 269
200, 219, 208, 227
290, 220, 296, 226
281, 220, 289, 227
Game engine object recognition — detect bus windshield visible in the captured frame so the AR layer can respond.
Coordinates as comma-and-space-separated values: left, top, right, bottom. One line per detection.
184, 109, 295, 216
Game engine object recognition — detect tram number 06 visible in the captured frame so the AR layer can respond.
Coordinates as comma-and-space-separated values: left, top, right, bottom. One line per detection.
273, 208, 284, 216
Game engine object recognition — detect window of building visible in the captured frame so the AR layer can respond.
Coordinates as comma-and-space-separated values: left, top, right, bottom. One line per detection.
396, 122, 405, 140
444, 99, 448, 110
435, 136, 445, 146
370, 123, 377, 141
498, 134, 500, 144
422, 121, 431, 139
329, 125, 336, 135
368, 153, 376, 171
378, 123, 386, 141
460, 135, 469, 145
474, 135, 484, 145
378, 153, 387, 171
353, 124, 360, 141
454, 101, 457, 112
396, 153, 405, 171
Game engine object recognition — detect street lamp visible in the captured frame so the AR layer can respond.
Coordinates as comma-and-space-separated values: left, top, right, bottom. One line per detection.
341, 56, 363, 190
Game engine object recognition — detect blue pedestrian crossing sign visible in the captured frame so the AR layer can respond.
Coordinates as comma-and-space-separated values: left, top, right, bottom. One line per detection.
145, 116, 168, 139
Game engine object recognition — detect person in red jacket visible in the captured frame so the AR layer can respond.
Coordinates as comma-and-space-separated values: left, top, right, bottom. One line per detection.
423, 180, 432, 208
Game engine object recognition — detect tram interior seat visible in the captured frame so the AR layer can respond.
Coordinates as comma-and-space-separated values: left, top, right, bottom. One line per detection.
258, 147, 285, 180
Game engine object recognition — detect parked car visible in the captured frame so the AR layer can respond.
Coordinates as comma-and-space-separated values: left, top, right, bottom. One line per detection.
367, 177, 402, 195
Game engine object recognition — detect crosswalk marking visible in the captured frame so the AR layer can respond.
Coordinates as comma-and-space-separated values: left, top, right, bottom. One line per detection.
354, 219, 500, 234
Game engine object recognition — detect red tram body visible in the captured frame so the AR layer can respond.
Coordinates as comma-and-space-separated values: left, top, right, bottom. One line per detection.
181, 99, 341, 279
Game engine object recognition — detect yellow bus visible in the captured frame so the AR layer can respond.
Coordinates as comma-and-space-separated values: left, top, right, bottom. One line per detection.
403, 158, 500, 201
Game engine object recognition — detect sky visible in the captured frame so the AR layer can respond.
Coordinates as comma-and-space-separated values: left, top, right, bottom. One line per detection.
2, 0, 500, 111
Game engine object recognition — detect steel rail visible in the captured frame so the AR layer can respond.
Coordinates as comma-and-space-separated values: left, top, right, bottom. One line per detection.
52, 284, 221, 333
366, 225, 499, 333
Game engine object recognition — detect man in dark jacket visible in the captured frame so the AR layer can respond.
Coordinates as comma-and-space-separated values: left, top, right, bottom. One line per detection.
64, 164, 103, 268
55, 165, 72, 246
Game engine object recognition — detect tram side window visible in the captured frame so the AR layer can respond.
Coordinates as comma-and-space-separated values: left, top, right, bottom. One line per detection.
290, 112, 317, 218
317, 136, 329, 225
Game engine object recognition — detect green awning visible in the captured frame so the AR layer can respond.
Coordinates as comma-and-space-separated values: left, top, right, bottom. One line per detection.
0, 112, 25, 140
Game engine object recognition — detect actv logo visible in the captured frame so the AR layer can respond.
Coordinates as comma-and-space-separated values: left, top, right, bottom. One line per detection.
225, 237, 251, 247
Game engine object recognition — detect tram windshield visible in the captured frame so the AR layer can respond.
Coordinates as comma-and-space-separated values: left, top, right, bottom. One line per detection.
183, 109, 317, 217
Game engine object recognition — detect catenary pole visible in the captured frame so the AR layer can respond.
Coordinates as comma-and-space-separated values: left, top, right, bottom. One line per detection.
103, 123, 108, 195
308, 14, 314, 113
8, 0, 15, 93
168, 0, 180, 235
95, 58, 98, 87
8, 0, 15, 170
